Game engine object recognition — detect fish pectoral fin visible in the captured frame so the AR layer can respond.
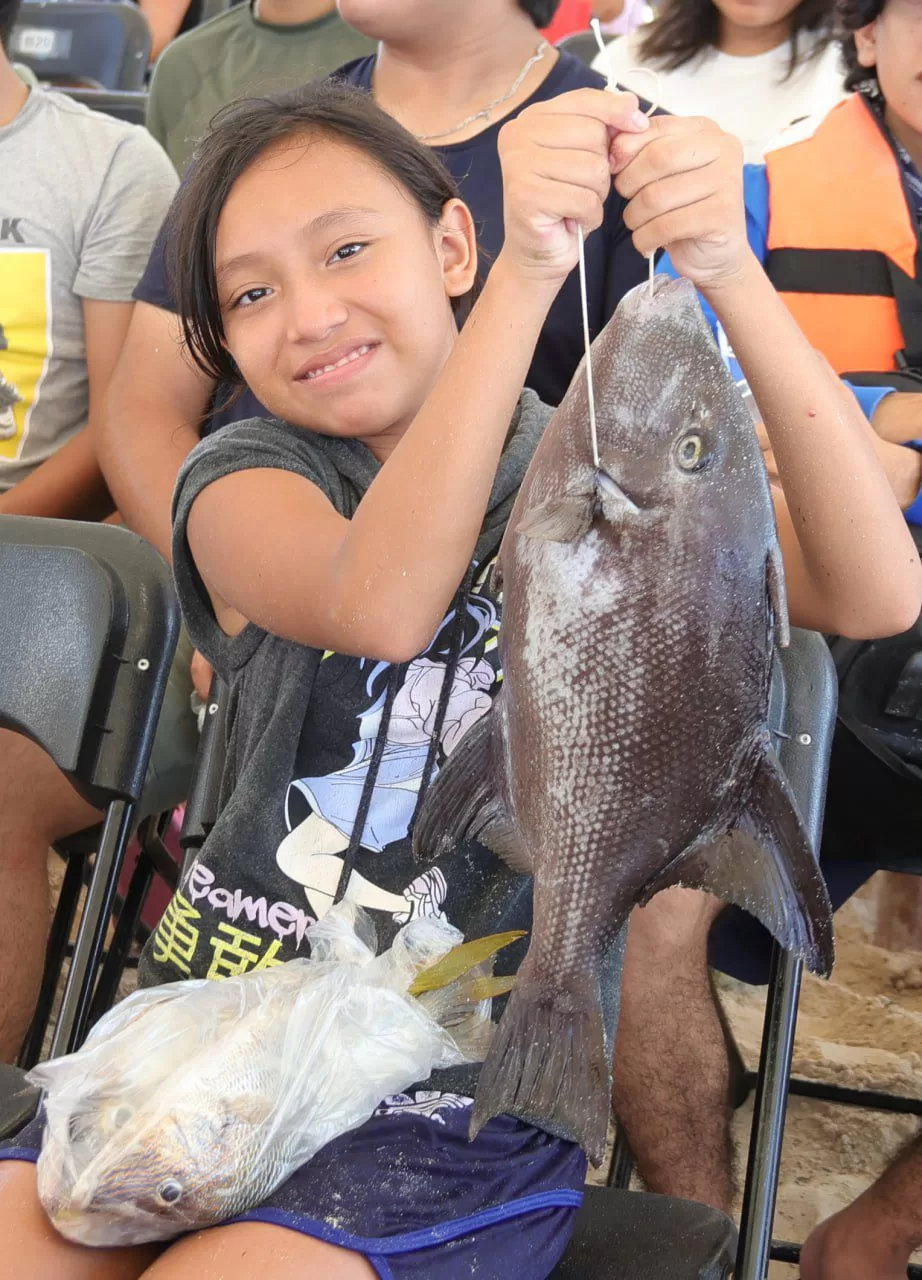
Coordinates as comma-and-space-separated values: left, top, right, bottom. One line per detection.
411, 698, 531, 873
767, 544, 790, 649
515, 494, 594, 543
646, 746, 834, 977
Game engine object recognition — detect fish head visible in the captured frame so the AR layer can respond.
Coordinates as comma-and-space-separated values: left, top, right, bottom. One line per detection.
583, 275, 768, 535
46, 1096, 263, 1244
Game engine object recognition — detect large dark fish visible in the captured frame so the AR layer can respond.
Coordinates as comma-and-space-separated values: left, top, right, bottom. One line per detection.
412, 275, 834, 1166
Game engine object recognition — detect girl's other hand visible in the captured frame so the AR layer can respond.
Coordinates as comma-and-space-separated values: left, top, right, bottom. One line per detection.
496, 88, 650, 288
612, 115, 751, 293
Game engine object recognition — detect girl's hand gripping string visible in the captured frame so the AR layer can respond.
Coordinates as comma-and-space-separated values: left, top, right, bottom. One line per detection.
611, 114, 751, 296
495, 88, 650, 292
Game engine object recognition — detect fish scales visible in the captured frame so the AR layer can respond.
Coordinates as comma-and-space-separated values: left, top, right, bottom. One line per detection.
413, 275, 834, 1165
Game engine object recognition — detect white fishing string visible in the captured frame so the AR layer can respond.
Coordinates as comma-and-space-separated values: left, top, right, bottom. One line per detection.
577, 22, 661, 471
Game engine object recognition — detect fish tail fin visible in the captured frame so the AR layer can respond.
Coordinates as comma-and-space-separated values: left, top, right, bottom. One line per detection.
470, 962, 610, 1166
648, 743, 834, 977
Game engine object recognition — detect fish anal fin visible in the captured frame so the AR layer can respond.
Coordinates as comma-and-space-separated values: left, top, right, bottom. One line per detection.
648, 745, 834, 977
767, 543, 790, 649
516, 495, 593, 544
471, 964, 610, 1166
411, 700, 530, 873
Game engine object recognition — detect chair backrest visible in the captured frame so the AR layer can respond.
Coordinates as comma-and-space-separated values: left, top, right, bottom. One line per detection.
59, 86, 148, 126
10, 2, 151, 91
0, 517, 179, 807
770, 629, 838, 846
179, 673, 229, 863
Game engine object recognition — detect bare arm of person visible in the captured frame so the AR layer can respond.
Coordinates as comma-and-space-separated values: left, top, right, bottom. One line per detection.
613, 114, 922, 640
99, 301, 212, 563
0, 298, 134, 520
138, 0, 191, 61
871, 390, 922, 445
188, 90, 651, 661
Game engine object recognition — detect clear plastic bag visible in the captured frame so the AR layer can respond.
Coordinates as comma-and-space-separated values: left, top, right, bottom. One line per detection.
28, 903, 497, 1247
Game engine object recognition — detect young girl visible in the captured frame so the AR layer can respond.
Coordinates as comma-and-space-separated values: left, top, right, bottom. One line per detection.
0, 78, 918, 1280
593, 0, 846, 161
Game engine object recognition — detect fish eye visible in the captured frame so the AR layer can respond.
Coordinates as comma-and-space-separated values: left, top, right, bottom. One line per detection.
156, 1179, 183, 1206
675, 432, 709, 472
112, 1105, 133, 1129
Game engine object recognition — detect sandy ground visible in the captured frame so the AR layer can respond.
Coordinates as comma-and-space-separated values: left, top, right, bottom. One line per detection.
718, 873, 922, 1275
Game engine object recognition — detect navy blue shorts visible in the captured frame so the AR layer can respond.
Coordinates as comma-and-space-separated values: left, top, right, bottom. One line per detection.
0, 1092, 586, 1279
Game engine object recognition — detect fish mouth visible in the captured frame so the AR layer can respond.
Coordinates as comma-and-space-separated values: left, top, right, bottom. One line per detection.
597, 468, 640, 516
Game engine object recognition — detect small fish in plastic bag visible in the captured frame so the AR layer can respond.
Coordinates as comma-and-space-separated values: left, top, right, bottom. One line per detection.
28, 903, 519, 1247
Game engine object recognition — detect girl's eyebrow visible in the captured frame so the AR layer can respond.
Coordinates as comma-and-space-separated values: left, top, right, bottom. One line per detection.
216, 206, 381, 283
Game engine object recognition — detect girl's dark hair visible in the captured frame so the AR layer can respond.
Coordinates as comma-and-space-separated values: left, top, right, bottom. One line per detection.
518, 0, 561, 25
166, 79, 480, 387
638, 0, 836, 77
837, 0, 884, 89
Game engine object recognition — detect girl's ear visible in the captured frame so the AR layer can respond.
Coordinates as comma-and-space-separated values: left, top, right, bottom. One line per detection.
435, 199, 479, 299
854, 21, 878, 69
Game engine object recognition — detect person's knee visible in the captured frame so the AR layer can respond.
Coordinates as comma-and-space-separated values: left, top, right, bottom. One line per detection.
625, 887, 724, 971
0, 729, 101, 852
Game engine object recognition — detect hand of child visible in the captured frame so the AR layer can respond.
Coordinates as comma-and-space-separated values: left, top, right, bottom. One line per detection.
611, 115, 751, 292
496, 88, 650, 287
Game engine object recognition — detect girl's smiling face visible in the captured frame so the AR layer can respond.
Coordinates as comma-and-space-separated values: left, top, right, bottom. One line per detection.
215, 133, 477, 451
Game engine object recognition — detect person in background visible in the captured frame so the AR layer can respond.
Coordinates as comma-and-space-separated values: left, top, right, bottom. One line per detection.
139, 0, 196, 62
147, 0, 376, 172
801, 1132, 922, 1280
593, 0, 845, 161
0, 0, 188, 1063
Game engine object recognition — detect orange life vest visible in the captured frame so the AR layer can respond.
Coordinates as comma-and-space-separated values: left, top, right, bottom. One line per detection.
764, 93, 920, 375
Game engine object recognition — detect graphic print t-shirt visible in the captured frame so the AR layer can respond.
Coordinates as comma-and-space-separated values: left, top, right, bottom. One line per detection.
0, 88, 177, 489
140, 399, 553, 1022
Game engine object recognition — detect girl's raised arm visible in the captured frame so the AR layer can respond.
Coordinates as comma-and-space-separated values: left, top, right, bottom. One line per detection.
613, 113, 922, 639
188, 90, 648, 661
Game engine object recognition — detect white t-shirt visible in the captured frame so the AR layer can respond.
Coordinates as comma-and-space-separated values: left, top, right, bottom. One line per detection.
592, 32, 848, 163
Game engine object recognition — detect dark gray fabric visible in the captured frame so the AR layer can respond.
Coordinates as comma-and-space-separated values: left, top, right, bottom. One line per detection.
139, 392, 551, 989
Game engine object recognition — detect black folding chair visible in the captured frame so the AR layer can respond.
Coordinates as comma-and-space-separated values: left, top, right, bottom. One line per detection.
10, 2, 150, 90
0, 516, 178, 1063
58, 86, 148, 127
600, 630, 839, 1278
760, 617, 922, 1278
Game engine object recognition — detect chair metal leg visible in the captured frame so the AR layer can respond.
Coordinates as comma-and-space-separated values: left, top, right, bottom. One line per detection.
17, 850, 87, 1070
90, 850, 154, 1025
735, 943, 804, 1280
606, 1127, 635, 1189
51, 798, 135, 1058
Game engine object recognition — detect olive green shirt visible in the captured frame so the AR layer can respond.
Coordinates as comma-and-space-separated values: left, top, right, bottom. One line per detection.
147, 4, 377, 174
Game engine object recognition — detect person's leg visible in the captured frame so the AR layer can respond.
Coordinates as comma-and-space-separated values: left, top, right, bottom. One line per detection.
800, 1133, 922, 1280
612, 886, 734, 1212
0, 1161, 160, 1279
0, 730, 102, 1062
140, 1221, 378, 1280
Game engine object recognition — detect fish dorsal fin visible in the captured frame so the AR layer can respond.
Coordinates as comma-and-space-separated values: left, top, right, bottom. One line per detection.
516, 494, 594, 544
412, 698, 531, 874
643, 743, 834, 977
767, 544, 790, 649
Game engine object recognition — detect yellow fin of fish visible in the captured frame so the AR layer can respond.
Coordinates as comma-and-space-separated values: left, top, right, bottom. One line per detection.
409, 932, 525, 996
